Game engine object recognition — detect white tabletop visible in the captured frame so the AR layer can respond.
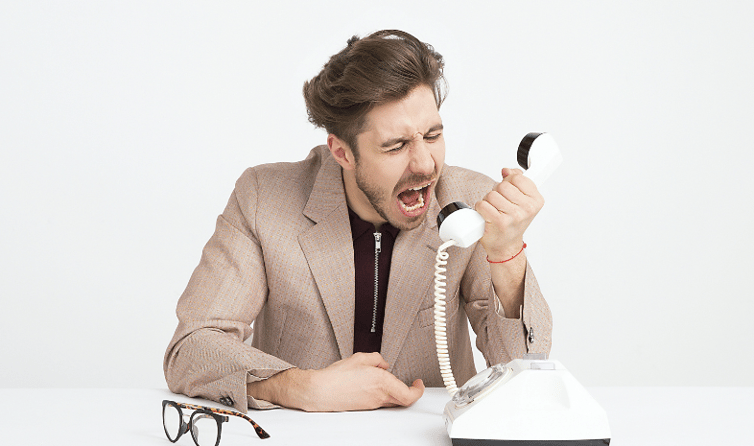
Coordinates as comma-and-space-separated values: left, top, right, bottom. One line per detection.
1, 387, 751, 445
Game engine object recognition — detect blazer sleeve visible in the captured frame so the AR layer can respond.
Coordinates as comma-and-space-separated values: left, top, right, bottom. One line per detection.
461, 241, 553, 367
163, 168, 294, 413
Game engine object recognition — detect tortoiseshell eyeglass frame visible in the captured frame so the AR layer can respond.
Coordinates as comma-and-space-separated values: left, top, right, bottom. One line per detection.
162, 399, 271, 443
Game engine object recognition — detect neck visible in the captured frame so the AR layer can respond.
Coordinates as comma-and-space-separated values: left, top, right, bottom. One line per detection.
342, 169, 386, 229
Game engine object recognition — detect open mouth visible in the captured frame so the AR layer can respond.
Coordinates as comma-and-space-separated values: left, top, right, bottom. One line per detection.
397, 182, 432, 216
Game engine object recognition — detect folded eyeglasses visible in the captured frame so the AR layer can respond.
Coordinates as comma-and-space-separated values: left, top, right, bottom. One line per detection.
162, 400, 270, 446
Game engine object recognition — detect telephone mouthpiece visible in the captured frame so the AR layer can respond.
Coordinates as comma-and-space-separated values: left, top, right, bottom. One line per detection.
437, 202, 486, 248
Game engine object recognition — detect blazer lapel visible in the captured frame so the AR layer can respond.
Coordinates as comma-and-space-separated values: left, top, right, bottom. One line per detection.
298, 150, 355, 360
380, 197, 443, 371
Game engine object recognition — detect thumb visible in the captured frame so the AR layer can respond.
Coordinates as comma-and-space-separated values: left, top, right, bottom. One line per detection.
501, 167, 523, 179
359, 352, 390, 369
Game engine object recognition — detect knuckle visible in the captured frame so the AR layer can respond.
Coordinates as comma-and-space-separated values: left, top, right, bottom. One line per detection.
352, 352, 371, 362
499, 182, 516, 196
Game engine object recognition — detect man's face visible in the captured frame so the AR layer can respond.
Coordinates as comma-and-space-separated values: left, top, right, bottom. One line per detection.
351, 85, 445, 231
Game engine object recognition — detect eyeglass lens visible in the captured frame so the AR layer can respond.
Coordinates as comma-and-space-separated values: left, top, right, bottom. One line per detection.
190, 412, 220, 446
163, 403, 182, 442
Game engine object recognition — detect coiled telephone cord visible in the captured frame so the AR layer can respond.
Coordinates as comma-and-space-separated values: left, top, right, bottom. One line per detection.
434, 239, 459, 395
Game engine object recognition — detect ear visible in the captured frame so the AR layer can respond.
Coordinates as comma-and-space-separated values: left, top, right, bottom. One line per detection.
328, 134, 356, 171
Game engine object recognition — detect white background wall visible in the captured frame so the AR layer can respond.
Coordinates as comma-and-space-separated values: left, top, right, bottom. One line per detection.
2, 1, 752, 389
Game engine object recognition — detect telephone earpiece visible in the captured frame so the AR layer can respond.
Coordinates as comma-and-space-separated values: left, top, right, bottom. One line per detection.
516, 132, 563, 190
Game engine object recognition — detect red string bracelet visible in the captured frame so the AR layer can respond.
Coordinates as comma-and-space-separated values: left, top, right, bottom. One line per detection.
486, 242, 527, 264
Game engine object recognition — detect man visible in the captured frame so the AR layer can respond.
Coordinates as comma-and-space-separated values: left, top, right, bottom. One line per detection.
164, 29, 552, 413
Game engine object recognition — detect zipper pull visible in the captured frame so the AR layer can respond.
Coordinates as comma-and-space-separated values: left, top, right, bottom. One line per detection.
373, 232, 382, 253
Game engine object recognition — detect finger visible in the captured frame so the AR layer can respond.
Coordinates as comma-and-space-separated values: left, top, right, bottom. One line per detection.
502, 175, 544, 214
384, 379, 425, 407
355, 352, 390, 369
501, 170, 541, 203
499, 187, 529, 213
475, 199, 513, 224
490, 182, 527, 211
382, 376, 425, 407
405, 379, 425, 404
506, 171, 540, 197
502, 167, 523, 179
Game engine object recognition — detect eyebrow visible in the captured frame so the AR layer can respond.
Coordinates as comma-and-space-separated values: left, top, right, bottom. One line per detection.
379, 124, 444, 148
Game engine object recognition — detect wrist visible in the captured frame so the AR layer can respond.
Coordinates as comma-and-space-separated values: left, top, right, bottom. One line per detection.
248, 367, 312, 410
486, 241, 526, 264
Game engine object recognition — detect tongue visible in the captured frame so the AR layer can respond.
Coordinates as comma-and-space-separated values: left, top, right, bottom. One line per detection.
398, 188, 421, 206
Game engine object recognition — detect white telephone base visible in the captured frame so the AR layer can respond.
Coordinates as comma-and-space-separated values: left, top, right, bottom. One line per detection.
443, 358, 611, 446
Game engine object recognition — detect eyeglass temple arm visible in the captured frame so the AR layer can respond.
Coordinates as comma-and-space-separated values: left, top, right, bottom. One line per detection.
175, 402, 271, 439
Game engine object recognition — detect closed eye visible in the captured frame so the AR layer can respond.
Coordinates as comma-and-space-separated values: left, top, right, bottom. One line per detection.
385, 131, 442, 153
387, 142, 408, 152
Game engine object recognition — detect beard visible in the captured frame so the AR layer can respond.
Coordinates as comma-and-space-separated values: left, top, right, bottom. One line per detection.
353, 163, 437, 231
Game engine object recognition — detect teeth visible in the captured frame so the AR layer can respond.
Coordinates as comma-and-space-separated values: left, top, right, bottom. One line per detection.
408, 183, 430, 191
399, 189, 425, 212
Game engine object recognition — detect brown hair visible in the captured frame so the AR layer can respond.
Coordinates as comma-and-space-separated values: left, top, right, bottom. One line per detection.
303, 29, 447, 156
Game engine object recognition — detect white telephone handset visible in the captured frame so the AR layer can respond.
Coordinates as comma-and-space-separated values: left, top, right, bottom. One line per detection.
436, 132, 562, 248
434, 133, 611, 445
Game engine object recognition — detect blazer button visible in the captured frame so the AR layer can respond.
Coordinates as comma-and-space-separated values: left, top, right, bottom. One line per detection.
219, 396, 234, 407
528, 327, 535, 344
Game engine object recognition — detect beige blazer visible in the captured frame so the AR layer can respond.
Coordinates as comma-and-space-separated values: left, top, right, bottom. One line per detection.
164, 145, 552, 412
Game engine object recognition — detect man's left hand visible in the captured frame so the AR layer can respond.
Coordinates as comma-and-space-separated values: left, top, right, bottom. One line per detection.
474, 168, 544, 261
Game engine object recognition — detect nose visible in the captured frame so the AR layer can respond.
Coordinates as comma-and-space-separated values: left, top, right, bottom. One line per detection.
409, 139, 435, 175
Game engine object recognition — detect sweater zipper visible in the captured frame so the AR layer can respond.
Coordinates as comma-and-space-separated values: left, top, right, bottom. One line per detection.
371, 232, 382, 333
